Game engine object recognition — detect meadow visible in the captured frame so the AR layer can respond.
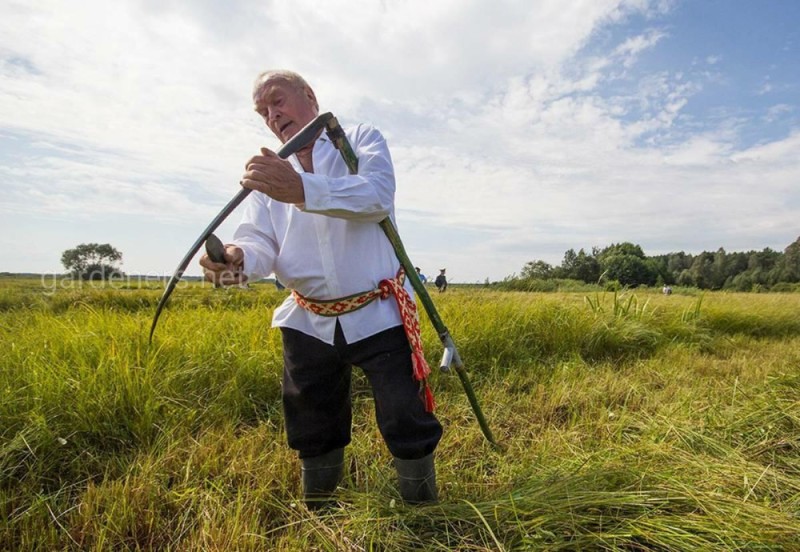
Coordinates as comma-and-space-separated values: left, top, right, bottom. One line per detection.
1, 276, 799, 550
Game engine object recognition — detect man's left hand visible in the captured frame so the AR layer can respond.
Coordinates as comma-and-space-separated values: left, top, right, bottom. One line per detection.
242, 147, 305, 204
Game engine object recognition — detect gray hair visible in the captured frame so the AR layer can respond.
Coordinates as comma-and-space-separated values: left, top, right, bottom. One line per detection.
252, 70, 313, 99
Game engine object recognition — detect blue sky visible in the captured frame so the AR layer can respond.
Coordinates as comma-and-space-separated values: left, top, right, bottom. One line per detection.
1, 0, 798, 283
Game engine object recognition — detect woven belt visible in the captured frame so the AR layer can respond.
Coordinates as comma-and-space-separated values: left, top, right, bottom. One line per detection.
292, 268, 435, 412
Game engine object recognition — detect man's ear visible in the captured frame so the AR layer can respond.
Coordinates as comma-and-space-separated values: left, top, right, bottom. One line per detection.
306, 87, 319, 112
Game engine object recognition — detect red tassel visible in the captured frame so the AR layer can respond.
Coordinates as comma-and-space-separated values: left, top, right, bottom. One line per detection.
411, 351, 430, 380
411, 351, 435, 411
422, 385, 436, 412
380, 269, 436, 411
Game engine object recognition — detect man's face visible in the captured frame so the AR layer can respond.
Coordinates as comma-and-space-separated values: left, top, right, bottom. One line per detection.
253, 79, 319, 143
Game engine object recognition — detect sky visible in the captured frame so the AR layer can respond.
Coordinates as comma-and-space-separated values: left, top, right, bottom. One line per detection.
1, 0, 798, 283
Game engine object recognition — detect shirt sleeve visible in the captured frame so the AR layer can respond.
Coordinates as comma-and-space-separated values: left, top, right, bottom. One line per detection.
301, 125, 395, 223
231, 192, 279, 280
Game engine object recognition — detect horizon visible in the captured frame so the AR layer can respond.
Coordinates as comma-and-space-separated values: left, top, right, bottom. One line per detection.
4, 234, 796, 285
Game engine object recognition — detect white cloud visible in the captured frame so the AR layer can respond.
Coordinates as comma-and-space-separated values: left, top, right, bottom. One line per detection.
763, 103, 794, 122
613, 28, 666, 67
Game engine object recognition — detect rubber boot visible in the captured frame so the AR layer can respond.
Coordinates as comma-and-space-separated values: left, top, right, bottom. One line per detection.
301, 447, 344, 509
394, 452, 438, 504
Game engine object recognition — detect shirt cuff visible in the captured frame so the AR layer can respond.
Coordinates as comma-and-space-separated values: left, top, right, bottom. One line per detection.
300, 173, 329, 212
235, 244, 257, 279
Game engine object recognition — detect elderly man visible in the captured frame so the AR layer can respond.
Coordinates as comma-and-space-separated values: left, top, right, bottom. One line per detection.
200, 70, 442, 507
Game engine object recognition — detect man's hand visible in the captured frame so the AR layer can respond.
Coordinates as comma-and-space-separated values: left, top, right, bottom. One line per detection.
241, 147, 305, 204
200, 245, 247, 286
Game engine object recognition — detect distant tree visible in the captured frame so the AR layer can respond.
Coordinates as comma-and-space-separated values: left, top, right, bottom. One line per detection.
777, 236, 800, 283
730, 271, 755, 291
521, 260, 553, 280
744, 248, 782, 287
676, 268, 695, 287
710, 247, 728, 289
596, 242, 646, 261
572, 249, 601, 283
554, 248, 600, 282
596, 242, 655, 287
602, 254, 657, 287
666, 252, 693, 277
688, 252, 715, 289
557, 248, 578, 279
723, 251, 749, 287
747, 248, 780, 272
648, 255, 673, 285
61, 243, 123, 280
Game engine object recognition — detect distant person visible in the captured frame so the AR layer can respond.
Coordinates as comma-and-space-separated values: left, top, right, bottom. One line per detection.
415, 267, 427, 284
435, 269, 448, 293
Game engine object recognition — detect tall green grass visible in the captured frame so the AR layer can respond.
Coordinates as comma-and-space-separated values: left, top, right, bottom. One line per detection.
2, 280, 800, 549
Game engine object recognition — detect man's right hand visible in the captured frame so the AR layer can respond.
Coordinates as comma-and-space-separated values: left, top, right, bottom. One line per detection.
200, 245, 247, 286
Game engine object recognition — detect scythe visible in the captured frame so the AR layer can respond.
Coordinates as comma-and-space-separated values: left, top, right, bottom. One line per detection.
149, 112, 336, 342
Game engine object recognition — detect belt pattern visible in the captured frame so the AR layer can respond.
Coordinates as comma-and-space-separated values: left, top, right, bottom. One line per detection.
292, 268, 435, 412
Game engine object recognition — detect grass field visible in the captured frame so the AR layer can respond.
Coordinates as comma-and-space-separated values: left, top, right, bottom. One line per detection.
1, 277, 799, 550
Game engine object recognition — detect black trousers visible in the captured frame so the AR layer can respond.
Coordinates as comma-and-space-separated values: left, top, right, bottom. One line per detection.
280, 322, 443, 460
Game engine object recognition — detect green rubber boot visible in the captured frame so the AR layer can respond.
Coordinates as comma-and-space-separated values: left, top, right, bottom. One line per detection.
394, 452, 438, 504
301, 448, 344, 509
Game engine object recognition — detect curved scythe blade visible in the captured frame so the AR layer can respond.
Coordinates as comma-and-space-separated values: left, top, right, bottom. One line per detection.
149, 112, 334, 342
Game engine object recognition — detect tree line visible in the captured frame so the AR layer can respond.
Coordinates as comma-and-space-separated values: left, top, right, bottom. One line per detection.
511, 236, 800, 292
